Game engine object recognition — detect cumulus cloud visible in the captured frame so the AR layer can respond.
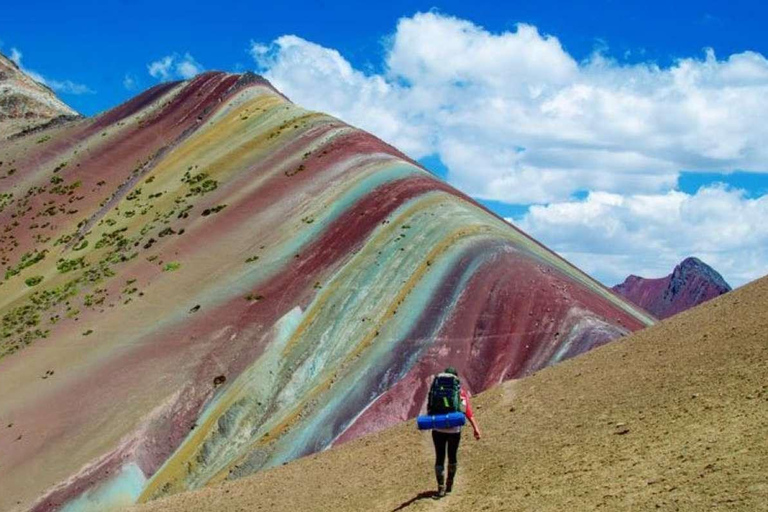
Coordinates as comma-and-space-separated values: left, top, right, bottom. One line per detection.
517, 186, 768, 287
9, 47, 93, 95
250, 12, 768, 203
148, 56, 174, 80
250, 37, 431, 157
148, 53, 204, 81
248, 12, 768, 286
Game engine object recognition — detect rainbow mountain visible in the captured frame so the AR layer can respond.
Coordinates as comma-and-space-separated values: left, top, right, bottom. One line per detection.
0, 71, 654, 512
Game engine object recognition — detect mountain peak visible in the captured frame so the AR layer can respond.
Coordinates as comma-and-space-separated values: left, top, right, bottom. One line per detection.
0, 50, 79, 138
613, 257, 731, 319
674, 257, 731, 291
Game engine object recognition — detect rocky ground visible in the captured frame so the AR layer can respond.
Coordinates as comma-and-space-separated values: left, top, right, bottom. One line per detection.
133, 275, 768, 511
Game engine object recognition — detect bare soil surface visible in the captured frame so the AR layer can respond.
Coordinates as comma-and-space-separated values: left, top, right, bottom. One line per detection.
134, 275, 768, 512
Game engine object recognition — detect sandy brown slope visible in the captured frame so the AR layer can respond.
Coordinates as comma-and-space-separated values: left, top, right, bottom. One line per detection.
134, 276, 768, 512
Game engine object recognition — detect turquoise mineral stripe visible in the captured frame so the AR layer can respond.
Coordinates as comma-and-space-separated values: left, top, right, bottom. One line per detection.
82, 159, 425, 365
157, 194, 499, 484
251, 197, 515, 465
264, 233, 493, 467
240, 159, 424, 283
424, 194, 656, 326
143, 306, 307, 492
60, 463, 146, 512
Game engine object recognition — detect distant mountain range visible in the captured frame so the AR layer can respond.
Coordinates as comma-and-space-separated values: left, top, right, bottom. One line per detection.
612, 257, 732, 319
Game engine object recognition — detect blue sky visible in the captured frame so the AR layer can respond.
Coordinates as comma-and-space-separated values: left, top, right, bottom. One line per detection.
4, 0, 767, 115
3, 1, 768, 286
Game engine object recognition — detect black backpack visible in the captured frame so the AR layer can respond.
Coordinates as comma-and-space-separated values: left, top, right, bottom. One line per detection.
427, 373, 462, 415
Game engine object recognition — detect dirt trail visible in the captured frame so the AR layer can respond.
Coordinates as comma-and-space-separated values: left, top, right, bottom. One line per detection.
134, 275, 768, 512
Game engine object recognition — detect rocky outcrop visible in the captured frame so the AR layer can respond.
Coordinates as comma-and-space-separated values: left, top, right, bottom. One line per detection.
0, 51, 79, 138
612, 257, 731, 319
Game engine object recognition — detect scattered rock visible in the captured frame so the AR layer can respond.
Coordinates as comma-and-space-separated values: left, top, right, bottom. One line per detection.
614, 423, 630, 435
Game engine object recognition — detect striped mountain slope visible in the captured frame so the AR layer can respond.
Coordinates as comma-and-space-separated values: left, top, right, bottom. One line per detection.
0, 72, 653, 512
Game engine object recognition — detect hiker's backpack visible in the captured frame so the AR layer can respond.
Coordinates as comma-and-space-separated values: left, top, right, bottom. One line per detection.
427, 373, 463, 415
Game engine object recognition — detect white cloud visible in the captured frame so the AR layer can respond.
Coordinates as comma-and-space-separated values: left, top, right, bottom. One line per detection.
386, 16, 577, 91
249, 36, 431, 157
9, 47, 23, 66
250, 12, 768, 203
176, 53, 204, 79
516, 186, 768, 287
148, 53, 204, 81
10, 47, 94, 95
148, 56, 174, 80
123, 73, 139, 91
248, 12, 768, 286
46, 79, 93, 95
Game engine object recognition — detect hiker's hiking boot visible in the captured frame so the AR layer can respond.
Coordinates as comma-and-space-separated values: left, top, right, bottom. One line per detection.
446, 463, 457, 494
434, 465, 445, 499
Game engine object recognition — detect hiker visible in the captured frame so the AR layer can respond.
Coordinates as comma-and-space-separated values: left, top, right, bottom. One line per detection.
426, 367, 481, 498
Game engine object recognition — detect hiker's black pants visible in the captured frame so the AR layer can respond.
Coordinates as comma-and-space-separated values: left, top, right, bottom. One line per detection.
432, 430, 461, 466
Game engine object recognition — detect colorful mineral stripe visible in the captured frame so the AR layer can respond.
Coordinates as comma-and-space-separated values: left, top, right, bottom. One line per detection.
0, 72, 654, 512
